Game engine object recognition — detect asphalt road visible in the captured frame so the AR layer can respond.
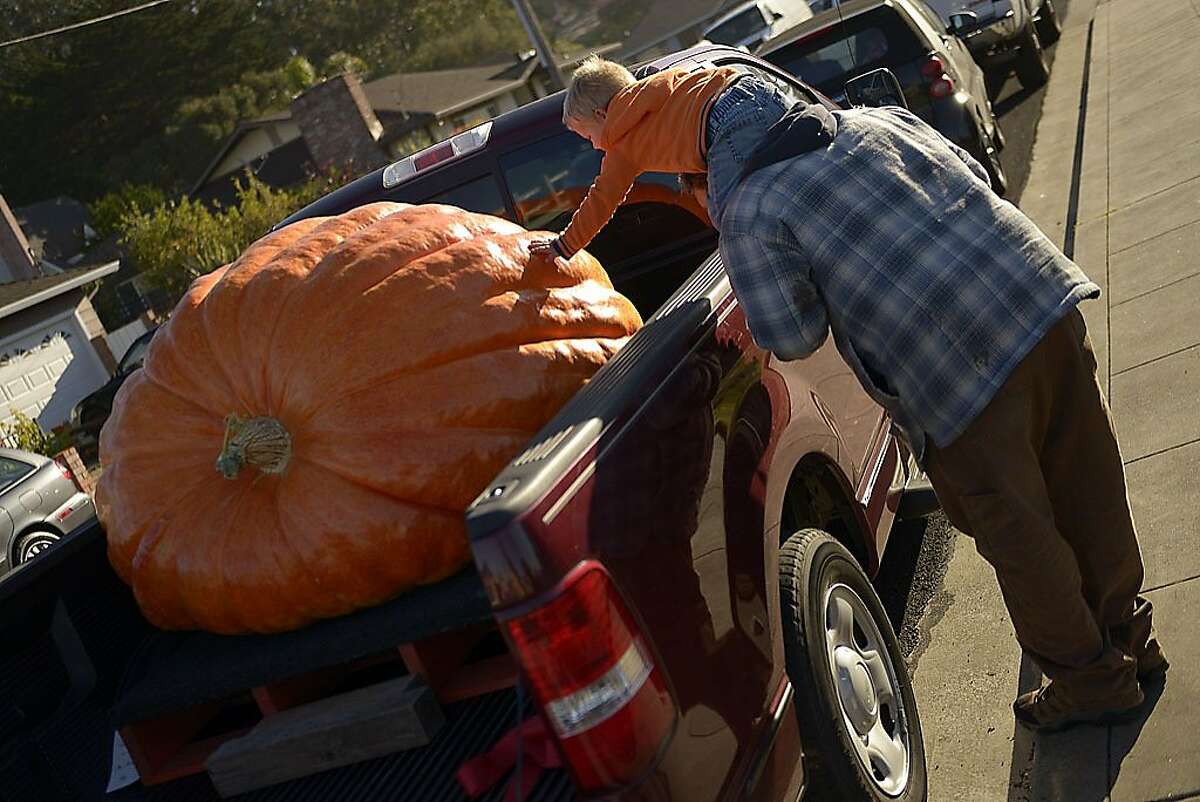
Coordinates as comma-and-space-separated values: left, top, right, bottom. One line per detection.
993, 0, 1075, 203
874, 0, 1074, 665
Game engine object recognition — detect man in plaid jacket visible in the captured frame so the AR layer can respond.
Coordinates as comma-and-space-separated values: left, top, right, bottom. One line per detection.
710, 100, 1164, 732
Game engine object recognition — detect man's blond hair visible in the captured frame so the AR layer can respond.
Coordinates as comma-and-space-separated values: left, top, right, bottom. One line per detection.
563, 54, 636, 122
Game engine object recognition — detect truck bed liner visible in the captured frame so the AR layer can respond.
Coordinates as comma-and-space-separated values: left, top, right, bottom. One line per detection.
42, 683, 575, 801
113, 567, 494, 726
1, 526, 564, 801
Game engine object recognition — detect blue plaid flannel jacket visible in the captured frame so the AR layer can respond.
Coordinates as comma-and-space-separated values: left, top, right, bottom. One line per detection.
718, 106, 1100, 460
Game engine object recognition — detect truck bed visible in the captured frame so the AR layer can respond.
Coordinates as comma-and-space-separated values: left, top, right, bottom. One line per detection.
0, 523, 574, 801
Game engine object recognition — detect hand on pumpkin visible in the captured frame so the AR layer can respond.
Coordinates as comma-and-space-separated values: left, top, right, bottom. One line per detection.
528, 238, 571, 270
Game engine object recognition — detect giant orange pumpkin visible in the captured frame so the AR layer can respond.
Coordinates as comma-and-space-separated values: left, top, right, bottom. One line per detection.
96, 202, 642, 634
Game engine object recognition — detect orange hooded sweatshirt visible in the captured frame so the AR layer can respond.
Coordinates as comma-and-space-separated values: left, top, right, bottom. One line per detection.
554, 66, 741, 257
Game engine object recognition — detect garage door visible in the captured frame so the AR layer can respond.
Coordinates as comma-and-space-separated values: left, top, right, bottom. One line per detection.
0, 313, 110, 430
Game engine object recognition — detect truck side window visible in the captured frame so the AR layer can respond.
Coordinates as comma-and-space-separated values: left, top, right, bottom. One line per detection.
499, 132, 712, 276
423, 175, 510, 219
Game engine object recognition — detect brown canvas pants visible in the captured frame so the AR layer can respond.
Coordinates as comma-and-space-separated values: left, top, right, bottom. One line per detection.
924, 307, 1156, 701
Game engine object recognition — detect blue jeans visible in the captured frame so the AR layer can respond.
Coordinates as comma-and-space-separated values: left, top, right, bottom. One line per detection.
705, 76, 791, 225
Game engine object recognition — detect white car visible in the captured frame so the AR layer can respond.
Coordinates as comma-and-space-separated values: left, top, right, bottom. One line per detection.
702, 0, 814, 50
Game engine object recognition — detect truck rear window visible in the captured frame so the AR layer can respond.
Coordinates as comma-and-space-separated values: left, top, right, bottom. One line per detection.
424, 175, 509, 219
764, 8, 925, 98
499, 132, 714, 315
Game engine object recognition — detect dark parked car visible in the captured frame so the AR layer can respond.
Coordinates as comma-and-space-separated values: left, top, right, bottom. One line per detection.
3, 46, 938, 802
70, 326, 157, 447
926, 0, 1061, 89
0, 447, 95, 578
759, 0, 1010, 194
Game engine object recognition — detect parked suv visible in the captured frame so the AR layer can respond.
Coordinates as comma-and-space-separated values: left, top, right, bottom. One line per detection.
70, 325, 157, 451
760, 0, 1009, 193
925, 0, 1061, 89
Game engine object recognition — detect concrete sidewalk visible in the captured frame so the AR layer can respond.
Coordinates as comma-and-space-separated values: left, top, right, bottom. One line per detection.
913, 0, 1200, 799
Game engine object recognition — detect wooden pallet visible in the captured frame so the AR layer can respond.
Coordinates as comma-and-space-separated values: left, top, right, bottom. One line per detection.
207, 675, 444, 798
119, 624, 519, 786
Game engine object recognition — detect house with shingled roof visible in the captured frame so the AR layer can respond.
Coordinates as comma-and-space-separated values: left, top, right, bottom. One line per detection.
191, 46, 618, 207
0, 194, 119, 431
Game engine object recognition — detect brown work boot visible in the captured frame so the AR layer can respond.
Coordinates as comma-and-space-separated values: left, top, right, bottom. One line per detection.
1110, 597, 1168, 681
1013, 680, 1144, 733
1135, 641, 1169, 682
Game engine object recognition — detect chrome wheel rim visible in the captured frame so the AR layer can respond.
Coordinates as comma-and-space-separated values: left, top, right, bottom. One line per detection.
824, 582, 911, 796
18, 533, 59, 563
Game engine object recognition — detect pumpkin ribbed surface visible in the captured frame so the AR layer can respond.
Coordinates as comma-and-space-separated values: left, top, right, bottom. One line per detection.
96, 202, 642, 634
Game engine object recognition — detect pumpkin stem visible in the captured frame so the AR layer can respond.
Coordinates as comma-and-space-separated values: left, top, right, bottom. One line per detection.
216, 414, 292, 479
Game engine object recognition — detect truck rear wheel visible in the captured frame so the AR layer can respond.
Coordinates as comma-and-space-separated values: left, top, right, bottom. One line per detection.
779, 529, 927, 802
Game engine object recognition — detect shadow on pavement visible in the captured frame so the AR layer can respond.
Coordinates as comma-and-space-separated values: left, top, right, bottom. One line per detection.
995, 85, 1041, 117
1006, 654, 1166, 801
1108, 674, 1167, 790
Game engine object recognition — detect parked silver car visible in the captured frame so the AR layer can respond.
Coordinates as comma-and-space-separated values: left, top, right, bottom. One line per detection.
0, 448, 96, 577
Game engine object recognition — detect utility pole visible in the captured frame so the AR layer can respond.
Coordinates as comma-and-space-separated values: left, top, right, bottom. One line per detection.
510, 0, 566, 91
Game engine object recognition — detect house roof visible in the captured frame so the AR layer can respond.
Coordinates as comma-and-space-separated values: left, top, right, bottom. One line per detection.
191, 44, 620, 196
13, 196, 90, 263
622, 0, 735, 55
364, 60, 538, 119
362, 45, 619, 119
0, 262, 120, 321
189, 116, 308, 197
192, 136, 316, 204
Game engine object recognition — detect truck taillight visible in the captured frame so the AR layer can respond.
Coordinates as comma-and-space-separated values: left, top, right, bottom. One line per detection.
382, 121, 493, 188
503, 561, 675, 793
922, 56, 955, 99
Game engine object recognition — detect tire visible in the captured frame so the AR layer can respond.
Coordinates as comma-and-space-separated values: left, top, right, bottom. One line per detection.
988, 101, 1007, 150
1015, 21, 1050, 90
972, 126, 1009, 197
14, 528, 61, 565
1036, 0, 1062, 46
780, 529, 927, 802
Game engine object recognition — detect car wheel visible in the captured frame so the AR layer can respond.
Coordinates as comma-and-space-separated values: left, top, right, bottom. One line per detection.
1036, 0, 1062, 46
14, 528, 61, 565
988, 102, 1007, 150
973, 126, 1009, 197
1015, 21, 1050, 89
779, 529, 927, 802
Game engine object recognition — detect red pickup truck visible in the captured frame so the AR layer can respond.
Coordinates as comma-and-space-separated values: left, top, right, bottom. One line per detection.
0, 46, 935, 802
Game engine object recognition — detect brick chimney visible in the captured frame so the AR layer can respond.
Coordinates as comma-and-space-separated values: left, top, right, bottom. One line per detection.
0, 193, 40, 282
290, 73, 389, 175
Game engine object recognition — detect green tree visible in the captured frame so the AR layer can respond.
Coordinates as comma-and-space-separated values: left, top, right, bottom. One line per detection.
2, 410, 69, 457
87, 183, 166, 240
0, 0, 545, 205
117, 173, 335, 301
0, 1, 283, 202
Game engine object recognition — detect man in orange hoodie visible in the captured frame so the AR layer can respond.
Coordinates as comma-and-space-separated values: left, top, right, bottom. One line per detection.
529, 55, 792, 263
